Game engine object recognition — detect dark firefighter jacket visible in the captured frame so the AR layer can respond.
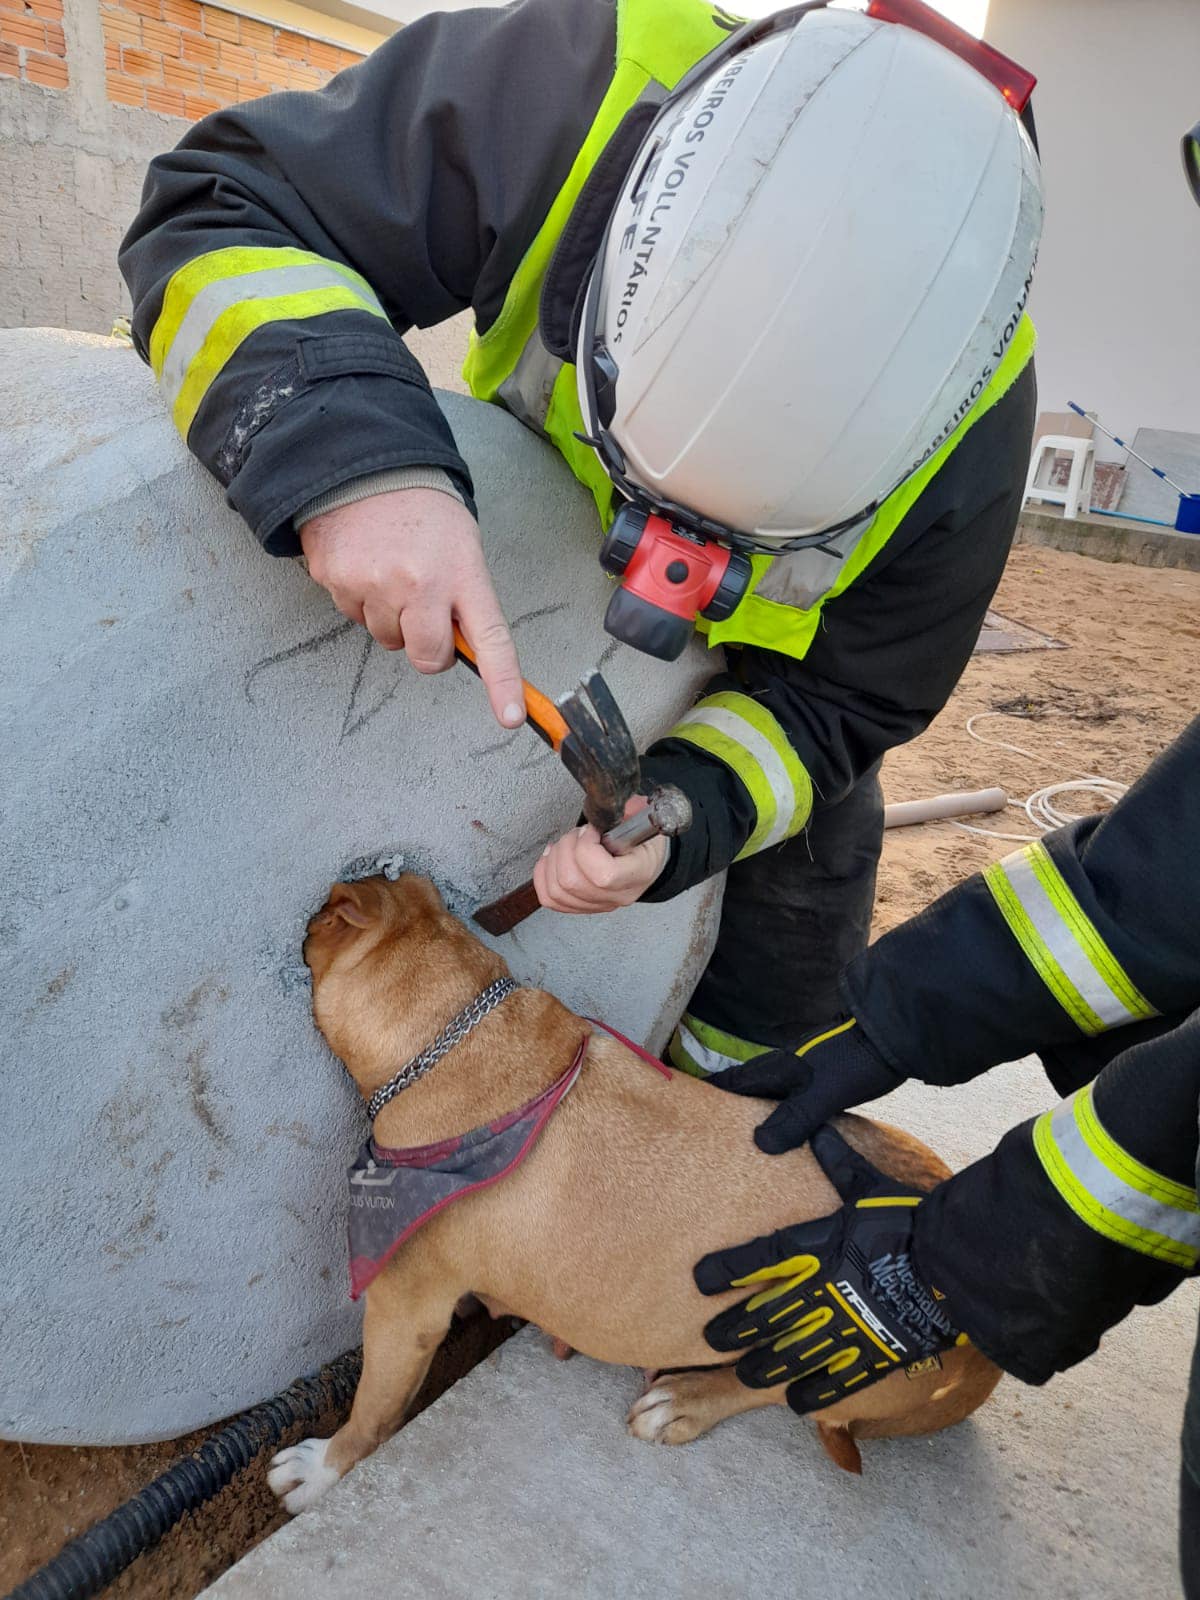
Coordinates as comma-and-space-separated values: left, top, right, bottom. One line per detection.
842, 716, 1200, 1385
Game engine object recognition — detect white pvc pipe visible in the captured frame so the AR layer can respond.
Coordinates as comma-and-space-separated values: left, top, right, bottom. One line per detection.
883, 786, 1007, 829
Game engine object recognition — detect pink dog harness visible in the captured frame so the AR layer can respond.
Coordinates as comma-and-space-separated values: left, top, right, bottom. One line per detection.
347, 1015, 670, 1299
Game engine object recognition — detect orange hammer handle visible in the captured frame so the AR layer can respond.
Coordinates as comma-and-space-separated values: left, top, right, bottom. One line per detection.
452, 625, 568, 751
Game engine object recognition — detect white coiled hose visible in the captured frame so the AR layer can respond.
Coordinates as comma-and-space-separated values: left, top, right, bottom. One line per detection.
950, 712, 1127, 841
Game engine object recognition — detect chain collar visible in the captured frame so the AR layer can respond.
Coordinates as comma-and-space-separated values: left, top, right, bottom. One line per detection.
366, 977, 520, 1121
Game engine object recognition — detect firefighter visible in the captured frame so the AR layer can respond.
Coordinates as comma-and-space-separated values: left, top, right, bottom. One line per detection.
120, 0, 1042, 1071
695, 715, 1200, 1594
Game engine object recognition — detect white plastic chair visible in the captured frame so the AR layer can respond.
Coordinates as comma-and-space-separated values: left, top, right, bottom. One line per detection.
1023, 435, 1096, 519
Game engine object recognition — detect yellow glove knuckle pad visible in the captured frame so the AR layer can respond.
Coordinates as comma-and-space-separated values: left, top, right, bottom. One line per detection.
732, 1253, 821, 1296
769, 1305, 833, 1351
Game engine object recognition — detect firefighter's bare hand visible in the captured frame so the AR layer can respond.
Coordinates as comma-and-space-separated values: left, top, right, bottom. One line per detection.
533, 798, 668, 914
299, 488, 526, 729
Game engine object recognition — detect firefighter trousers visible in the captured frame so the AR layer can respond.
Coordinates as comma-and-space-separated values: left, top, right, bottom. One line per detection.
679, 762, 884, 1065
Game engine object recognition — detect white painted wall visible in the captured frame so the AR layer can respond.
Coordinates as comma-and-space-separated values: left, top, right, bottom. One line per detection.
986, 0, 1200, 457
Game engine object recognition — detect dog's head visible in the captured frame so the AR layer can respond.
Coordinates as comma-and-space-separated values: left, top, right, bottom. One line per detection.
303, 874, 505, 1084
304, 874, 445, 982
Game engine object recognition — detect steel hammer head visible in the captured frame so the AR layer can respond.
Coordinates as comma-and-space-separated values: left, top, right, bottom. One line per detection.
557, 672, 640, 835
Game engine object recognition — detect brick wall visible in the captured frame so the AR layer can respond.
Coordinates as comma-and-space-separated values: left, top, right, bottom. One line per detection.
0, 0, 69, 91
101, 0, 365, 120
1, 0, 386, 333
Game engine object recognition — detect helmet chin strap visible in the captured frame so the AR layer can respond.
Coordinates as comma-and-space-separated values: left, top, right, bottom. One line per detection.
574, 432, 866, 562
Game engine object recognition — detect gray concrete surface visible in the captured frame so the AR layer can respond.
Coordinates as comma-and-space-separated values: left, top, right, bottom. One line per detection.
203, 1058, 1197, 1600
0, 327, 723, 1444
1017, 506, 1200, 571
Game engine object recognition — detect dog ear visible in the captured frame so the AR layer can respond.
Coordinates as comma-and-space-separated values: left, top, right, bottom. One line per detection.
324, 883, 374, 929
816, 1419, 863, 1475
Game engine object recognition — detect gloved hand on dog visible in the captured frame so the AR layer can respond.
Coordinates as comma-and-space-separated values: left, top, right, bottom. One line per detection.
694, 1124, 965, 1415
706, 1016, 904, 1153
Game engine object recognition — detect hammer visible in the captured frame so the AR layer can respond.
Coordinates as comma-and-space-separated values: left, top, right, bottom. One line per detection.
453, 629, 691, 936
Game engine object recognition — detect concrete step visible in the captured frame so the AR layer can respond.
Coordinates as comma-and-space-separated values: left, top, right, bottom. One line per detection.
202, 1063, 1195, 1600
1017, 505, 1200, 571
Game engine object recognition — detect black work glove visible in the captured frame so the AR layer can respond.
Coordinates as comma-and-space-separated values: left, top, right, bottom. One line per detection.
707, 1017, 905, 1154
694, 1124, 964, 1415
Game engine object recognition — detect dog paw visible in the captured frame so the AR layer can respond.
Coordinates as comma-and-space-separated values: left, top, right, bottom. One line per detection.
267, 1437, 341, 1513
627, 1377, 713, 1446
550, 1336, 575, 1361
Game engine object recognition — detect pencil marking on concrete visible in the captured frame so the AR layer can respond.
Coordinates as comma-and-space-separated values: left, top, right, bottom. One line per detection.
469, 730, 522, 759
509, 602, 568, 633
243, 619, 356, 704
339, 633, 403, 743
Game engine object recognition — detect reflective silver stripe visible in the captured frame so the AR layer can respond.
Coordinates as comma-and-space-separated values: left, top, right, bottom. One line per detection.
674, 1022, 743, 1077
674, 704, 798, 850
756, 515, 874, 611
1042, 1093, 1200, 1259
496, 334, 563, 431
1000, 848, 1148, 1030
158, 262, 384, 411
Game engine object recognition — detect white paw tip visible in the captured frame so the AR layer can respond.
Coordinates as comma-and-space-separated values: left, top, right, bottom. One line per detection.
266, 1436, 340, 1512
632, 1387, 671, 1413
628, 1399, 677, 1443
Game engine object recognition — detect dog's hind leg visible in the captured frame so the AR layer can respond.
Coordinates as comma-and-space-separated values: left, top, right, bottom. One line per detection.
627, 1365, 787, 1446
268, 1263, 460, 1514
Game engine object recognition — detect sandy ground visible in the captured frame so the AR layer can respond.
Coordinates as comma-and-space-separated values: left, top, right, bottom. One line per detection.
0, 1400, 353, 1600
5, 543, 1197, 1598
875, 543, 1199, 936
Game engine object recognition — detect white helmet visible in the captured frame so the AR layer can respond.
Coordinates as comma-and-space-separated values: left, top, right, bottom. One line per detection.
575, 1, 1044, 550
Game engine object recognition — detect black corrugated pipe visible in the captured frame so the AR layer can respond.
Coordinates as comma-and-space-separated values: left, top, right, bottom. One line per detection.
5, 1349, 362, 1600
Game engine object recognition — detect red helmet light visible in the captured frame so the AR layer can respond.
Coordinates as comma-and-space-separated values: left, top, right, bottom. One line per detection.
866, 0, 1037, 114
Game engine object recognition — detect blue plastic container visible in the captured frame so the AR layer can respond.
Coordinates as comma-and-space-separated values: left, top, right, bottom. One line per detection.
1175, 495, 1200, 534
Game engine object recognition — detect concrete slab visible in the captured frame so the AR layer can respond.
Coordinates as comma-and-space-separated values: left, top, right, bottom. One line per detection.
976, 608, 1065, 654
0, 328, 722, 1444
1017, 507, 1200, 572
202, 1057, 1196, 1600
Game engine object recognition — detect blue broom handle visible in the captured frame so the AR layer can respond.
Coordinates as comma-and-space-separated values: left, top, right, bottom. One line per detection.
1067, 402, 1191, 496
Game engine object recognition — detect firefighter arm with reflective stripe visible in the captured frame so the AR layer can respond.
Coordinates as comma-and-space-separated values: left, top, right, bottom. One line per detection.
912, 1008, 1200, 1386
118, 0, 614, 553
639, 362, 1035, 900
841, 716, 1200, 1090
